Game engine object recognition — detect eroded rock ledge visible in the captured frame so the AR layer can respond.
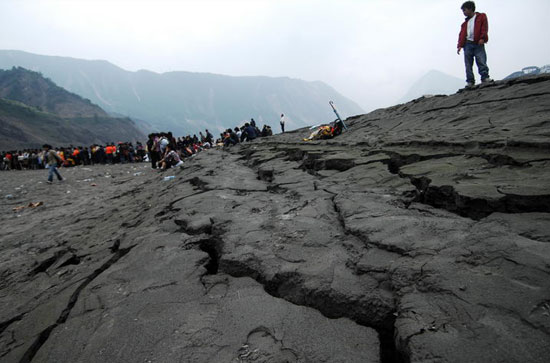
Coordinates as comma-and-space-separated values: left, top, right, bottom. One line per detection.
1, 74, 549, 362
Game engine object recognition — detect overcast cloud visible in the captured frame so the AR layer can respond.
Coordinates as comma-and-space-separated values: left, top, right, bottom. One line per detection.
1, 0, 549, 111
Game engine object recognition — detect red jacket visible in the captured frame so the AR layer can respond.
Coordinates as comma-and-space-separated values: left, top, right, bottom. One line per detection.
457, 12, 489, 48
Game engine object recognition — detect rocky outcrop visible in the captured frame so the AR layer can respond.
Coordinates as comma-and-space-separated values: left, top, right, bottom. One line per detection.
1, 74, 549, 362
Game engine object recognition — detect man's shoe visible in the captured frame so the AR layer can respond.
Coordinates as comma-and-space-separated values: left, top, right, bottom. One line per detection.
46, 180, 52, 184
465, 82, 475, 88
482, 78, 494, 84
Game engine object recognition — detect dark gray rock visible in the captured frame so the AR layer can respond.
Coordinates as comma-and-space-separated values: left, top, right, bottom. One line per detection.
1, 74, 550, 363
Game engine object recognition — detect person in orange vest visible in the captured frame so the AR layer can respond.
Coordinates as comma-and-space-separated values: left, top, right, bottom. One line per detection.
72, 147, 80, 165
105, 143, 114, 164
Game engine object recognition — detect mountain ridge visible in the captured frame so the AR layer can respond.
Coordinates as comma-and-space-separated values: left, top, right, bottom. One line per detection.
504, 64, 550, 80
398, 69, 465, 104
0, 67, 145, 150
0, 67, 108, 118
0, 50, 364, 136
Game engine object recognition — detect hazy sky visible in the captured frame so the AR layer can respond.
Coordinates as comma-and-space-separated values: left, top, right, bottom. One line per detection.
2, 0, 549, 111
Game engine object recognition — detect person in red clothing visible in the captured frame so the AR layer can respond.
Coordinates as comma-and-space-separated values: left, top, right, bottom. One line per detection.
105, 144, 114, 164
72, 147, 80, 165
456, 1, 493, 87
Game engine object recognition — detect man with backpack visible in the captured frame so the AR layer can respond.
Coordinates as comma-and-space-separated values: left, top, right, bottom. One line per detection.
43, 144, 64, 184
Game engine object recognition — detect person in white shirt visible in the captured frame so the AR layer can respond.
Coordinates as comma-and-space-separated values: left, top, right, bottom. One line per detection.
456, 1, 492, 87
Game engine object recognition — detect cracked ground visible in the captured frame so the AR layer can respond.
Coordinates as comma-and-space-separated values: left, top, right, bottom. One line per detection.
1, 74, 550, 362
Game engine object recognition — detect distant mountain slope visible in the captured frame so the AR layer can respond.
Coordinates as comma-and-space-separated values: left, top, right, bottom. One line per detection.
0, 68, 145, 150
0, 67, 108, 118
0, 50, 364, 136
398, 70, 465, 104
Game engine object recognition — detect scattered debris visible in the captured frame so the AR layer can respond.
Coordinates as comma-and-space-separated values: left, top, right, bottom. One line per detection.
12, 202, 44, 212
237, 344, 260, 361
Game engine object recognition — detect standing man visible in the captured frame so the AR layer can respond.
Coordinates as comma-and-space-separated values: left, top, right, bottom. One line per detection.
205, 129, 214, 144
43, 144, 64, 184
457, 1, 492, 87
280, 113, 285, 133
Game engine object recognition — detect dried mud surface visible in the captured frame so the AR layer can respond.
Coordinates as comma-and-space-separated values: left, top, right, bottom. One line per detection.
1, 74, 550, 363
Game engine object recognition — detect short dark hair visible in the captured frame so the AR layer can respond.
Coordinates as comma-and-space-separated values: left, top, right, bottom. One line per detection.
461, 1, 475, 11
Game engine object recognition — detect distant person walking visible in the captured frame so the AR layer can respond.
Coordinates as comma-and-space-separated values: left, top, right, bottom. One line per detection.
457, 1, 493, 87
43, 144, 64, 184
280, 113, 285, 133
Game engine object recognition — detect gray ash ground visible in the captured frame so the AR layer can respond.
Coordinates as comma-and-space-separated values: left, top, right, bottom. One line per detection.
2, 75, 550, 363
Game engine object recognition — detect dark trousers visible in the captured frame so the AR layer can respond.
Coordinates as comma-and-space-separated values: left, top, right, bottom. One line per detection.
464, 42, 490, 83
150, 152, 159, 169
48, 164, 63, 181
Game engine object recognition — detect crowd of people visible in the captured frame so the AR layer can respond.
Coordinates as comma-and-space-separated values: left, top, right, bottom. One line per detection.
1, 141, 146, 171
1, 118, 277, 172
219, 118, 273, 147
148, 119, 274, 169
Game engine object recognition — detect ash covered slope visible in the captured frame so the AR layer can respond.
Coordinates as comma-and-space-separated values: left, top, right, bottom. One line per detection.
1, 75, 549, 363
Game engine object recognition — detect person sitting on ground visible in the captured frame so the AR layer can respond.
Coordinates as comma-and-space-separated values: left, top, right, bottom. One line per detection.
223, 128, 239, 146
261, 125, 273, 137
158, 144, 183, 170
241, 123, 257, 142
303, 120, 344, 141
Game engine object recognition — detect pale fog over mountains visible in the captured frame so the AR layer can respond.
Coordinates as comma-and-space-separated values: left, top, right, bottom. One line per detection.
398, 64, 550, 104
397, 70, 465, 104
1, 50, 547, 137
0, 50, 364, 136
